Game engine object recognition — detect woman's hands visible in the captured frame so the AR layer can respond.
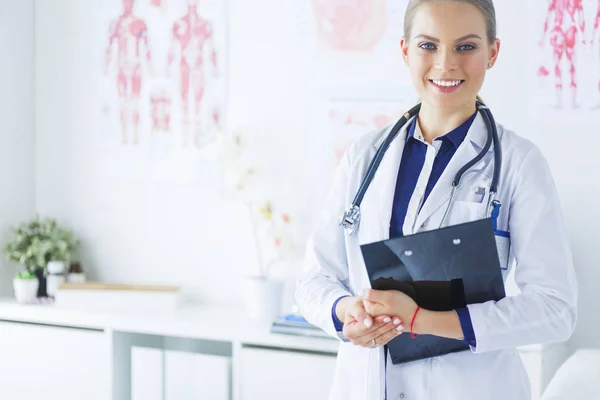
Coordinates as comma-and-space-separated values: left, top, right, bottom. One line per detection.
335, 296, 404, 348
360, 289, 419, 330
352, 289, 465, 341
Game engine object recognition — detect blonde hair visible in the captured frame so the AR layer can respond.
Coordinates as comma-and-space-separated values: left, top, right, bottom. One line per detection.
404, 0, 497, 45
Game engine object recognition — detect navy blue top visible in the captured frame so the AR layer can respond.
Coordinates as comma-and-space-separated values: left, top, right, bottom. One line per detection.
333, 111, 478, 348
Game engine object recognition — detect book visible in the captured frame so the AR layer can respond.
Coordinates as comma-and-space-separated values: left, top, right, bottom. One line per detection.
270, 314, 335, 340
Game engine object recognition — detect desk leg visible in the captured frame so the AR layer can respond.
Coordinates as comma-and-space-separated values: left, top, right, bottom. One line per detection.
112, 331, 132, 400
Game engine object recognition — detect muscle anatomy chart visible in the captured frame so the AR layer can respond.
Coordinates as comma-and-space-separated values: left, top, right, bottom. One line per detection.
104, 0, 153, 145
168, 0, 221, 148
534, 0, 600, 112
312, 0, 388, 52
101, 0, 227, 150
592, 0, 600, 108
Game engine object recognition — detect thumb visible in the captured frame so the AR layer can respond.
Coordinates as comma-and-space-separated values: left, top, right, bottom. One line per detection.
349, 300, 373, 329
360, 289, 389, 317
360, 288, 386, 304
362, 299, 387, 317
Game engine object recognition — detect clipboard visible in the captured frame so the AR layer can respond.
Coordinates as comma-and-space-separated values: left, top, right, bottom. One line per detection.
360, 218, 506, 364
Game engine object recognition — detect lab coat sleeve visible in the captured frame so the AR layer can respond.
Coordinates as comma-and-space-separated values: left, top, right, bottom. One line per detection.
467, 145, 578, 354
295, 147, 355, 341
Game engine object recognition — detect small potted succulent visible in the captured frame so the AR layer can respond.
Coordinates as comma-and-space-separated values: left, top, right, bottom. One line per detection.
3, 215, 79, 301
12, 270, 39, 303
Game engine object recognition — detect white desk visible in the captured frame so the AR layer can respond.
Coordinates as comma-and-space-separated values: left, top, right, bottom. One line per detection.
0, 299, 569, 400
0, 299, 338, 400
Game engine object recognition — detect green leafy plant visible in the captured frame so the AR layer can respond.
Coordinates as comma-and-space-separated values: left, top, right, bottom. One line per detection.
3, 216, 79, 274
15, 270, 36, 280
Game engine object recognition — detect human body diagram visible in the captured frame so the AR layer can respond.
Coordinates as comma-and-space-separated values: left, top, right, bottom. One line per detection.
537, 0, 600, 110
168, 0, 220, 148
103, 0, 223, 148
104, 0, 153, 145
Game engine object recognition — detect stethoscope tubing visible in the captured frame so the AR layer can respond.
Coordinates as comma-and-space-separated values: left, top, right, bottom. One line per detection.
340, 101, 501, 235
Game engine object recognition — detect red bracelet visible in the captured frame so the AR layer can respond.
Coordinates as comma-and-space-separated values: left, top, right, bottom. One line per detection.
410, 306, 421, 338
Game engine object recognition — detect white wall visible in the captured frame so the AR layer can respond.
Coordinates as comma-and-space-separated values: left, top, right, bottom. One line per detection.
0, 0, 36, 297
489, 1, 600, 351
33, 0, 329, 309
34, 0, 259, 307
32, 0, 600, 352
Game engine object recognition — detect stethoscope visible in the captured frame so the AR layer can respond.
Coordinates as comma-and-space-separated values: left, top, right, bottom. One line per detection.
338, 101, 502, 236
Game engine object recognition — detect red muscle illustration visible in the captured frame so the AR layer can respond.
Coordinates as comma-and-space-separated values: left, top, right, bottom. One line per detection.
538, 0, 585, 108
168, 0, 219, 148
104, 0, 153, 145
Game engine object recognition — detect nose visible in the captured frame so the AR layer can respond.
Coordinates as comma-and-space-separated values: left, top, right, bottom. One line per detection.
434, 48, 459, 72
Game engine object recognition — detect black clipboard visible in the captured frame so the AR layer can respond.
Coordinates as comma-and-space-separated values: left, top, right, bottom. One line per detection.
360, 218, 506, 364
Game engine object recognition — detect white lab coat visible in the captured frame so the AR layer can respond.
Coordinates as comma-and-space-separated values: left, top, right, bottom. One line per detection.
295, 113, 578, 400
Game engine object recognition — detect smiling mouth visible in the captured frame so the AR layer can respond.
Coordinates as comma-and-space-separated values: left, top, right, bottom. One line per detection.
429, 79, 465, 92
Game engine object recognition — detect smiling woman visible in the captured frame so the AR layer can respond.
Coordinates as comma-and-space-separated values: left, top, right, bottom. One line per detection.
400, 0, 500, 142
295, 0, 578, 399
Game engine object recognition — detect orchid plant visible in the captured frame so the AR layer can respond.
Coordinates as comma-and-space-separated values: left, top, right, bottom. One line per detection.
218, 130, 302, 277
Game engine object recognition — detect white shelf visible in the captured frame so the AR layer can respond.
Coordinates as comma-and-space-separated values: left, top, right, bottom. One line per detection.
0, 298, 340, 354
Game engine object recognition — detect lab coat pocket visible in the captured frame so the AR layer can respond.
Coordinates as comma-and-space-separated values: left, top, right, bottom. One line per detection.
448, 200, 487, 226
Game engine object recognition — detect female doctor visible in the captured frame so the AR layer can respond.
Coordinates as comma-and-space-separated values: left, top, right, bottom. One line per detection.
295, 0, 578, 399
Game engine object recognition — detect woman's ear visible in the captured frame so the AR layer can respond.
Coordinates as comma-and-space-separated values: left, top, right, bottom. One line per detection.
400, 36, 409, 64
487, 38, 501, 69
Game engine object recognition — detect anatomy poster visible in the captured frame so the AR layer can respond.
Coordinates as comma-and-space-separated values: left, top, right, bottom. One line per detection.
310, 0, 411, 90
316, 94, 414, 168
306, 0, 416, 168
94, 0, 227, 184
530, 0, 600, 117
312, 0, 388, 53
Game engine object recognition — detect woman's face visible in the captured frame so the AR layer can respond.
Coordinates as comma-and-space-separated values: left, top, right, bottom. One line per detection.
401, 2, 500, 110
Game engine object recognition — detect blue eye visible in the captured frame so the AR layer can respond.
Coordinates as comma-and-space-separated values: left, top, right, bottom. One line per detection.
457, 43, 476, 51
419, 42, 436, 51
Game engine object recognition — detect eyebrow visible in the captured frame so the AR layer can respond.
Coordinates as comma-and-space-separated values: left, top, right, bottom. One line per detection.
413, 34, 483, 43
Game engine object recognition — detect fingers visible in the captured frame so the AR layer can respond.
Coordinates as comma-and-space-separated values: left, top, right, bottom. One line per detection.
360, 288, 389, 305
346, 299, 373, 329
342, 294, 405, 347
357, 318, 403, 347
343, 314, 389, 343
345, 317, 404, 347
363, 299, 386, 317
360, 288, 390, 318
372, 321, 405, 347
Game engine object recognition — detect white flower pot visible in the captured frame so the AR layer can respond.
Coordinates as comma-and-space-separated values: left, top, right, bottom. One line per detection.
67, 273, 86, 284
243, 276, 284, 322
47, 261, 66, 274
13, 278, 39, 303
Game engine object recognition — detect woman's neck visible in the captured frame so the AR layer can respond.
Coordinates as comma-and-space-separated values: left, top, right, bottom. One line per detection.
417, 101, 477, 144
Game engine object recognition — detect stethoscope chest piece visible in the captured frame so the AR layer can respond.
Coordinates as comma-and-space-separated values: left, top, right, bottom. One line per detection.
338, 204, 361, 236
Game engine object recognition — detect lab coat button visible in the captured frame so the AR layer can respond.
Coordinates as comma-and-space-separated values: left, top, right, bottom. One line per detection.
399, 394, 405, 399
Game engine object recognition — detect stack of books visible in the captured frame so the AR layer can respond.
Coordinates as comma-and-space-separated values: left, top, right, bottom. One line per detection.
270, 313, 335, 340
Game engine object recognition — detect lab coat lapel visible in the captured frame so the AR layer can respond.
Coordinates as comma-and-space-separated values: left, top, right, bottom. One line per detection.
413, 114, 489, 231
359, 121, 412, 244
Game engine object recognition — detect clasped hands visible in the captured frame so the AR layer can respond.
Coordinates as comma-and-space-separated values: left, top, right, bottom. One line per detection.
336, 289, 419, 348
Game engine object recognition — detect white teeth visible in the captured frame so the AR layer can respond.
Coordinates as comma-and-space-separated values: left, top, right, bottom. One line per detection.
431, 79, 462, 87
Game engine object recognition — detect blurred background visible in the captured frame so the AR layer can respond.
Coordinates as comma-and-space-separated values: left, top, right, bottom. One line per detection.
0, 0, 598, 399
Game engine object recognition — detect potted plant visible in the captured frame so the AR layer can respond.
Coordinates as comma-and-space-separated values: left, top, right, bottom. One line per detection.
12, 270, 39, 303
218, 131, 306, 321
3, 216, 79, 299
